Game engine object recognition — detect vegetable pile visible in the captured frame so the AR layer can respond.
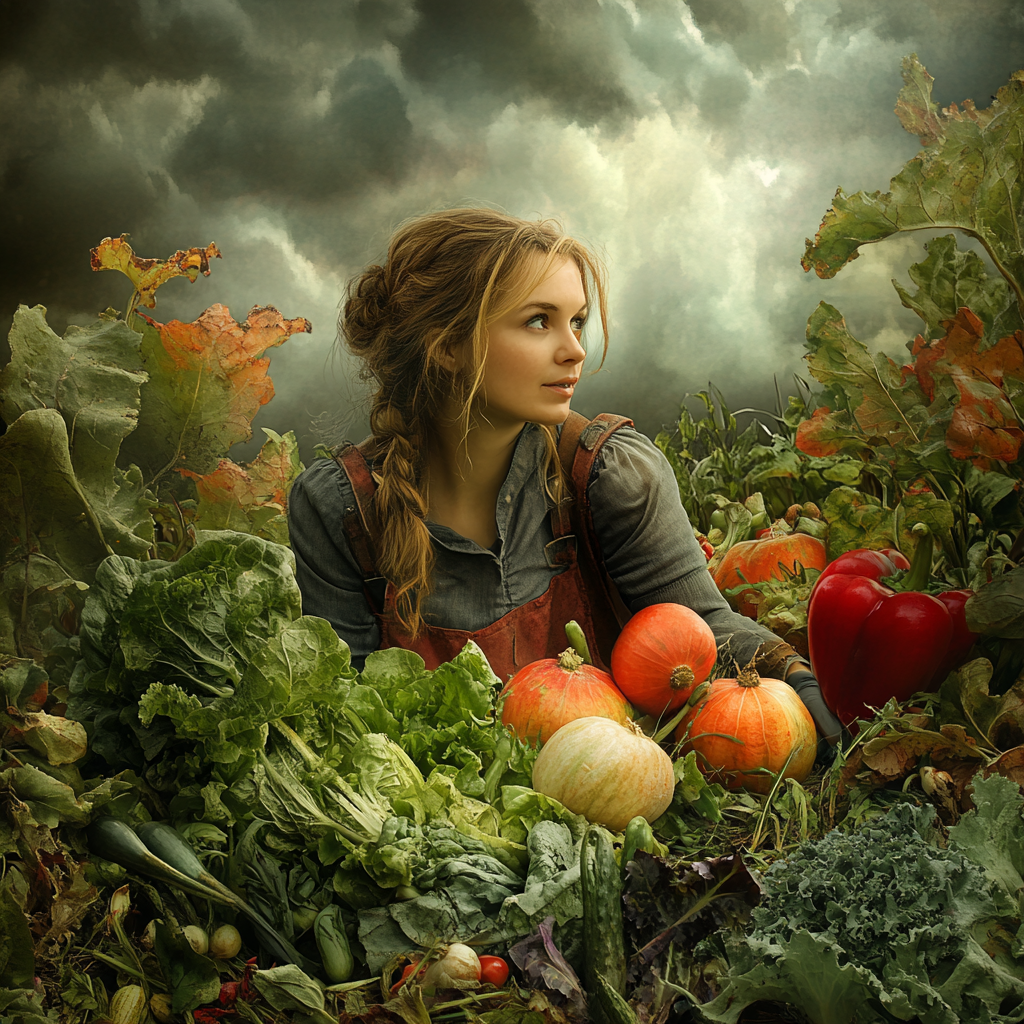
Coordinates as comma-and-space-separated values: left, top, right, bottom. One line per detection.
2, 55, 1024, 1024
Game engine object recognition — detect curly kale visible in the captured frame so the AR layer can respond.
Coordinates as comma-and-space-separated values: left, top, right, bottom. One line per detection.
702, 776, 1024, 1024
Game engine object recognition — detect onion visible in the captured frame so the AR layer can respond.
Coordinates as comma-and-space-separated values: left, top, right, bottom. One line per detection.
422, 943, 482, 990
209, 923, 242, 959
183, 924, 209, 955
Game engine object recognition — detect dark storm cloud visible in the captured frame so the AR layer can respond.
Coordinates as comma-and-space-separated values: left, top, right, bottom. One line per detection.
3, 0, 1024, 455
394, 0, 638, 126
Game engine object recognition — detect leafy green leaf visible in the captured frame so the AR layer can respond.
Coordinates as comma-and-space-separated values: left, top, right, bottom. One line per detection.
801, 302, 930, 452
0, 306, 155, 560
0, 875, 34, 988
252, 965, 335, 1024
821, 486, 897, 558
802, 56, 1024, 318
893, 235, 1022, 342
966, 567, 1024, 638
153, 918, 222, 1014
0, 410, 120, 583
179, 427, 305, 544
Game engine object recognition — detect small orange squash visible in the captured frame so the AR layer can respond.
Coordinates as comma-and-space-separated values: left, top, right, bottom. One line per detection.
676, 665, 816, 794
610, 604, 717, 717
500, 648, 631, 746
532, 717, 675, 830
713, 534, 828, 618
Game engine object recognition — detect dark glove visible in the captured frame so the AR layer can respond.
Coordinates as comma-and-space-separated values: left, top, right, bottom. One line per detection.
786, 668, 845, 747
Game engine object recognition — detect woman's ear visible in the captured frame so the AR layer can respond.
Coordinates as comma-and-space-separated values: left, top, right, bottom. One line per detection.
436, 334, 468, 375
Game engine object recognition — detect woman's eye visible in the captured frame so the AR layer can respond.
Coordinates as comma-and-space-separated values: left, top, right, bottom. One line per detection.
571, 316, 587, 331
525, 314, 547, 329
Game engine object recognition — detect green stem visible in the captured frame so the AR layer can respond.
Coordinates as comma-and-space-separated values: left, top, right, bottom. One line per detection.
564, 620, 592, 665
652, 682, 709, 744
901, 523, 934, 593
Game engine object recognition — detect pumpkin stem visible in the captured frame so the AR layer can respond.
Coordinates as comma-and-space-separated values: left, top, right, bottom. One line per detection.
557, 647, 585, 672
669, 665, 695, 691
564, 620, 593, 665
736, 661, 761, 688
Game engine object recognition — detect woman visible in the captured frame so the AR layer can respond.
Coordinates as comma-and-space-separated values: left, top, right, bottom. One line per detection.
288, 207, 841, 745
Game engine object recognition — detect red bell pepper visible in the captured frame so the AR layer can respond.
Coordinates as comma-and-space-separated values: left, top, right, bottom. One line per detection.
808, 529, 977, 727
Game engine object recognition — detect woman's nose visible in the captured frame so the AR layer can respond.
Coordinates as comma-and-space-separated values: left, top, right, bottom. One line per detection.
559, 326, 587, 362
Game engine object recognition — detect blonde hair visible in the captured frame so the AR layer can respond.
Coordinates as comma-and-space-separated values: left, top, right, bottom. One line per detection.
341, 207, 609, 634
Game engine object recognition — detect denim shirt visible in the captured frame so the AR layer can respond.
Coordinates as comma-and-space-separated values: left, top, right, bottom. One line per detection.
287, 421, 784, 672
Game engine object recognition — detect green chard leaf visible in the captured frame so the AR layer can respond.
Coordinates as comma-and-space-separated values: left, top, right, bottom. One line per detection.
803, 56, 1024, 315
0, 306, 155, 568
965, 566, 1024, 639
821, 486, 897, 559
796, 302, 932, 458
894, 234, 1023, 342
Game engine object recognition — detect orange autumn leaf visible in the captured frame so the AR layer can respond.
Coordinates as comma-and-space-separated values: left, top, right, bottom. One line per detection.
90, 234, 222, 308
794, 405, 870, 457
795, 407, 843, 456
120, 304, 311, 488
905, 307, 1024, 466
947, 377, 1024, 467
178, 428, 303, 543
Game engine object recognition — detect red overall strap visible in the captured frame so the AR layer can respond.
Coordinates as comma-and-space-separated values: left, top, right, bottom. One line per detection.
335, 438, 383, 605
555, 411, 635, 667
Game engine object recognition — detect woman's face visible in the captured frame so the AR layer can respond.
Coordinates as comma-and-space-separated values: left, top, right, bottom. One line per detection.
479, 255, 588, 430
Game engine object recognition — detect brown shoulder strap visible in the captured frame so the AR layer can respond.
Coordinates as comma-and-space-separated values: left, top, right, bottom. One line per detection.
554, 413, 636, 632
335, 437, 380, 578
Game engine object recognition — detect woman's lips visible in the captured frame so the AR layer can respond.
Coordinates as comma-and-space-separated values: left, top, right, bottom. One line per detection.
542, 382, 575, 396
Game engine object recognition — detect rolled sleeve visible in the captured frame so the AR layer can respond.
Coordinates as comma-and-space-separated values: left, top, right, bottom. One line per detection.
287, 458, 379, 668
588, 427, 779, 668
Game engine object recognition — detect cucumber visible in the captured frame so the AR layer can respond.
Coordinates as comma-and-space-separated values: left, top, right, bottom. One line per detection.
581, 824, 627, 1022
595, 972, 639, 1024
621, 816, 655, 876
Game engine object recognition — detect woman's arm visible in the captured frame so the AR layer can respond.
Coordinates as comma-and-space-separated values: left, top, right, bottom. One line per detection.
587, 427, 775, 666
588, 426, 843, 743
287, 458, 380, 670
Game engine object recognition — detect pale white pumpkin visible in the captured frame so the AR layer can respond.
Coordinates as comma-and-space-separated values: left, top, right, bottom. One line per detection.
531, 716, 675, 830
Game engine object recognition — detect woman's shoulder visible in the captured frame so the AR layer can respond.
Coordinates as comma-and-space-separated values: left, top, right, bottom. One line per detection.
587, 418, 665, 479
288, 451, 359, 526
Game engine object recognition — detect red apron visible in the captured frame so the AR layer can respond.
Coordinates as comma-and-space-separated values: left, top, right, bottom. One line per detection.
334, 412, 633, 681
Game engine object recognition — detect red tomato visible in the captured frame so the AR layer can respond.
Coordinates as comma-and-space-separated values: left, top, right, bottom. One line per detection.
479, 955, 510, 987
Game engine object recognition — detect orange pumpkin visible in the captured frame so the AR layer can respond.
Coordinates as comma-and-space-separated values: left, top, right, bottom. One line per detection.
712, 534, 827, 617
676, 666, 816, 794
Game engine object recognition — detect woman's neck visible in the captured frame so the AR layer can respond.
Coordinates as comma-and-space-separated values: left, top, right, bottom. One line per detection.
422, 414, 526, 546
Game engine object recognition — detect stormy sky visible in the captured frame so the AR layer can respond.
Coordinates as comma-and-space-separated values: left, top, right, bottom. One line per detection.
2, 0, 1023, 463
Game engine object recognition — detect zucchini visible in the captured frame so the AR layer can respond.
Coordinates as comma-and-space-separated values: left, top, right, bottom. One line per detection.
86, 817, 229, 904
581, 824, 627, 1023
314, 904, 354, 982
621, 816, 655, 875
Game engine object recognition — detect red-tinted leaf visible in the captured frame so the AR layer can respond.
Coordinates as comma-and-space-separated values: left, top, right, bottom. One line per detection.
905, 307, 1024, 466
90, 234, 222, 308
178, 429, 303, 543
794, 406, 867, 457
